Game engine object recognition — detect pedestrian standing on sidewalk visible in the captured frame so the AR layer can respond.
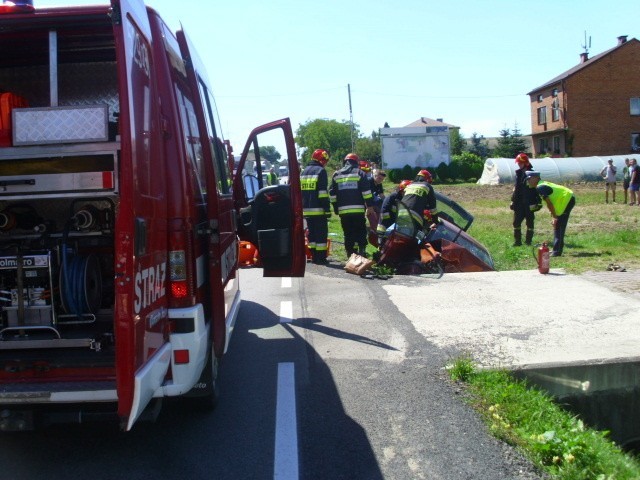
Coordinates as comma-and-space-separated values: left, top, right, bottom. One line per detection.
526, 171, 576, 257
302, 149, 331, 264
600, 159, 617, 204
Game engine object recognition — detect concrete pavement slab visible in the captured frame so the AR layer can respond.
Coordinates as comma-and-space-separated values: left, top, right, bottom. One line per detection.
382, 269, 640, 369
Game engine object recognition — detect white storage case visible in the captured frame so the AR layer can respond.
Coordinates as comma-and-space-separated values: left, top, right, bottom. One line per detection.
12, 105, 108, 145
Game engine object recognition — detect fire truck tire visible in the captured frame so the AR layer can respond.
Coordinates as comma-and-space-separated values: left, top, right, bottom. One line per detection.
190, 344, 220, 410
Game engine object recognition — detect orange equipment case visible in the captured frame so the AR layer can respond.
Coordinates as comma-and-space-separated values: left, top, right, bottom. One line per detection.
0, 92, 28, 147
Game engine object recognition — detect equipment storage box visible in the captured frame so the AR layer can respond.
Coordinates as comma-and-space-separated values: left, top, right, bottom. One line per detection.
12, 105, 108, 145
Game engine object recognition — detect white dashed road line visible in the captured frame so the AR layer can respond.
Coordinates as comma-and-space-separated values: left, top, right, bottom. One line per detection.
274, 362, 298, 480
279, 300, 293, 324
281, 277, 292, 288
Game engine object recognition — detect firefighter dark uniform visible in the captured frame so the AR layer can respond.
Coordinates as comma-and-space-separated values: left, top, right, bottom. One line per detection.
302, 150, 331, 264
329, 154, 373, 256
401, 180, 438, 228
376, 180, 411, 234
511, 153, 541, 246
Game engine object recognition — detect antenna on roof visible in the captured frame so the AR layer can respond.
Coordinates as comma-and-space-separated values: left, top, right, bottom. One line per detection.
581, 31, 591, 55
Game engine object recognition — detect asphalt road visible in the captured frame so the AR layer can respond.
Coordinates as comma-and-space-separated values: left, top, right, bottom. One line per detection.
0, 264, 549, 480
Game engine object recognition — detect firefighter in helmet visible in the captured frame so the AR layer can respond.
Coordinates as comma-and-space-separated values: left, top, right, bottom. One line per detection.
329, 153, 374, 257
302, 149, 331, 264
377, 180, 411, 234
511, 153, 541, 246
402, 169, 438, 228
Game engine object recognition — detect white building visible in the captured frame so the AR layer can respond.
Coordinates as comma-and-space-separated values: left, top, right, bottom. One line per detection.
379, 117, 457, 170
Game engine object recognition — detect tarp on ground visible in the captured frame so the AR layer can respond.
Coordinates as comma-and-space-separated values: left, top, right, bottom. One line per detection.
477, 154, 640, 185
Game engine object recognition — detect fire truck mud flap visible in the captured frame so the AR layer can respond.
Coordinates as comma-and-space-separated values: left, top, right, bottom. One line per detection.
126, 342, 171, 431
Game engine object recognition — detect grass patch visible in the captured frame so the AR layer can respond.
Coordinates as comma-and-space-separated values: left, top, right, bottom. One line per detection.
327, 181, 640, 272
446, 358, 640, 479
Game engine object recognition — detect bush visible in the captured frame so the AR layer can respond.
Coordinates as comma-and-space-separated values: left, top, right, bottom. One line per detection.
436, 162, 450, 182
401, 164, 414, 181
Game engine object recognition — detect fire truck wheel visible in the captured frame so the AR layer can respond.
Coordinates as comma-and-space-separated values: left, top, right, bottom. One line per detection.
190, 345, 220, 410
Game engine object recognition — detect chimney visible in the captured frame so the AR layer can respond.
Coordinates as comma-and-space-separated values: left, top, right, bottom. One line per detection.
436, 118, 443, 122
617, 35, 628, 45
421, 117, 426, 124
579, 52, 589, 63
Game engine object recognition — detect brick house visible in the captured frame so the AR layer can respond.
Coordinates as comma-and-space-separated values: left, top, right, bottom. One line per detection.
527, 36, 640, 157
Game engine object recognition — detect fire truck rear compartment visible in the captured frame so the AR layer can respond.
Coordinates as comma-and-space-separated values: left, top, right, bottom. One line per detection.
0, 16, 120, 372
0, 197, 117, 366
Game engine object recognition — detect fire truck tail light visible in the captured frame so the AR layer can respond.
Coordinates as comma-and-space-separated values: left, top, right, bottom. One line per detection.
168, 250, 188, 299
173, 349, 190, 365
169, 250, 186, 281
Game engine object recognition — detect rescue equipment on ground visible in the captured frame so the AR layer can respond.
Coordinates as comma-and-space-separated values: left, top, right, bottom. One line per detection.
537, 242, 550, 274
344, 253, 373, 275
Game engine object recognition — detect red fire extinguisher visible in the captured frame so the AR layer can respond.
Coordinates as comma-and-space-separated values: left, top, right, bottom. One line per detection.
538, 242, 550, 274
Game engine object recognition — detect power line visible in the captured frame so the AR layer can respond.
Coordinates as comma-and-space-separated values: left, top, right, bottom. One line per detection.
216, 86, 524, 100
217, 86, 344, 98
354, 89, 525, 99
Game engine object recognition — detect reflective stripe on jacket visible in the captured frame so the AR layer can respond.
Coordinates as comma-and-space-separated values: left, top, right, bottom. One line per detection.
329, 163, 373, 215
301, 161, 330, 217
401, 181, 437, 226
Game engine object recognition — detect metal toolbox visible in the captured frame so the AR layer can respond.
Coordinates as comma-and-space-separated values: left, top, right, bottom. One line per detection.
12, 105, 108, 145
0, 142, 119, 199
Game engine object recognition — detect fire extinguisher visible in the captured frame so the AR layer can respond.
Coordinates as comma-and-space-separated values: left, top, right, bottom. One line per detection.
537, 242, 550, 274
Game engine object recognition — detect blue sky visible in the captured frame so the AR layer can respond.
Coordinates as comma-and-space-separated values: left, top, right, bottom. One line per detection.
37, 0, 639, 151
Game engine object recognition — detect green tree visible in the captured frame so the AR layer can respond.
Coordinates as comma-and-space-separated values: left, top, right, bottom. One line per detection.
468, 132, 491, 159
449, 128, 466, 156
452, 152, 484, 181
259, 145, 281, 164
493, 124, 528, 159
295, 119, 358, 170
510, 123, 528, 156
355, 131, 382, 166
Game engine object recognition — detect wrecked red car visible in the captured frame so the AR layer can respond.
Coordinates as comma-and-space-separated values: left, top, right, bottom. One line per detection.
375, 192, 495, 275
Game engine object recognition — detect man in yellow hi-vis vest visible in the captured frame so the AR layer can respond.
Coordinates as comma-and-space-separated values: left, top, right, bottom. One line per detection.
526, 171, 576, 257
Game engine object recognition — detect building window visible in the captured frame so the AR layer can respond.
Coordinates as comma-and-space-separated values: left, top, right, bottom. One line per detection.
552, 88, 558, 97
538, 138, 549, 154
537, 94, 543, 102
632, 133, 640, 152
631, 98, 640, 116
537, 106, 547, 125
553, 136, 560, 154
551, 99, 560, 122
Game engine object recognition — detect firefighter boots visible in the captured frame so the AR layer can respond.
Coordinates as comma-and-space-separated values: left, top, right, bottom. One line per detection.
513, 228, 522, 247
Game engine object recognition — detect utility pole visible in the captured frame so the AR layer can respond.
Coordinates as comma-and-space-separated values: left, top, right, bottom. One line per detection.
348, 84, 355, 152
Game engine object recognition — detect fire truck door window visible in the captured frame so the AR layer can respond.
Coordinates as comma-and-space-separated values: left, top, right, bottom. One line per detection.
175, 86, 206, 203
197, 79, 231, 195
128, 23, 160, 199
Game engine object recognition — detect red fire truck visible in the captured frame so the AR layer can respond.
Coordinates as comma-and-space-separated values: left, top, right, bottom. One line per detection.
0, 0, 305, 430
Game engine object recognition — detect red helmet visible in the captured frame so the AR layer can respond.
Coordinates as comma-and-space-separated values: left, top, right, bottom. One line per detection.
359, 160, 371, 172
398, 180, 412, 191
416, 169, 433, 183
311, 148, 329, 166
515, 153, 530, 166
344, 153, 360, 164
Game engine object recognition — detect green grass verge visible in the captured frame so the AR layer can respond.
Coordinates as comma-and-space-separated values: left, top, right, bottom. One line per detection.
446, 358, 640, 479
327, 181, 640, 273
